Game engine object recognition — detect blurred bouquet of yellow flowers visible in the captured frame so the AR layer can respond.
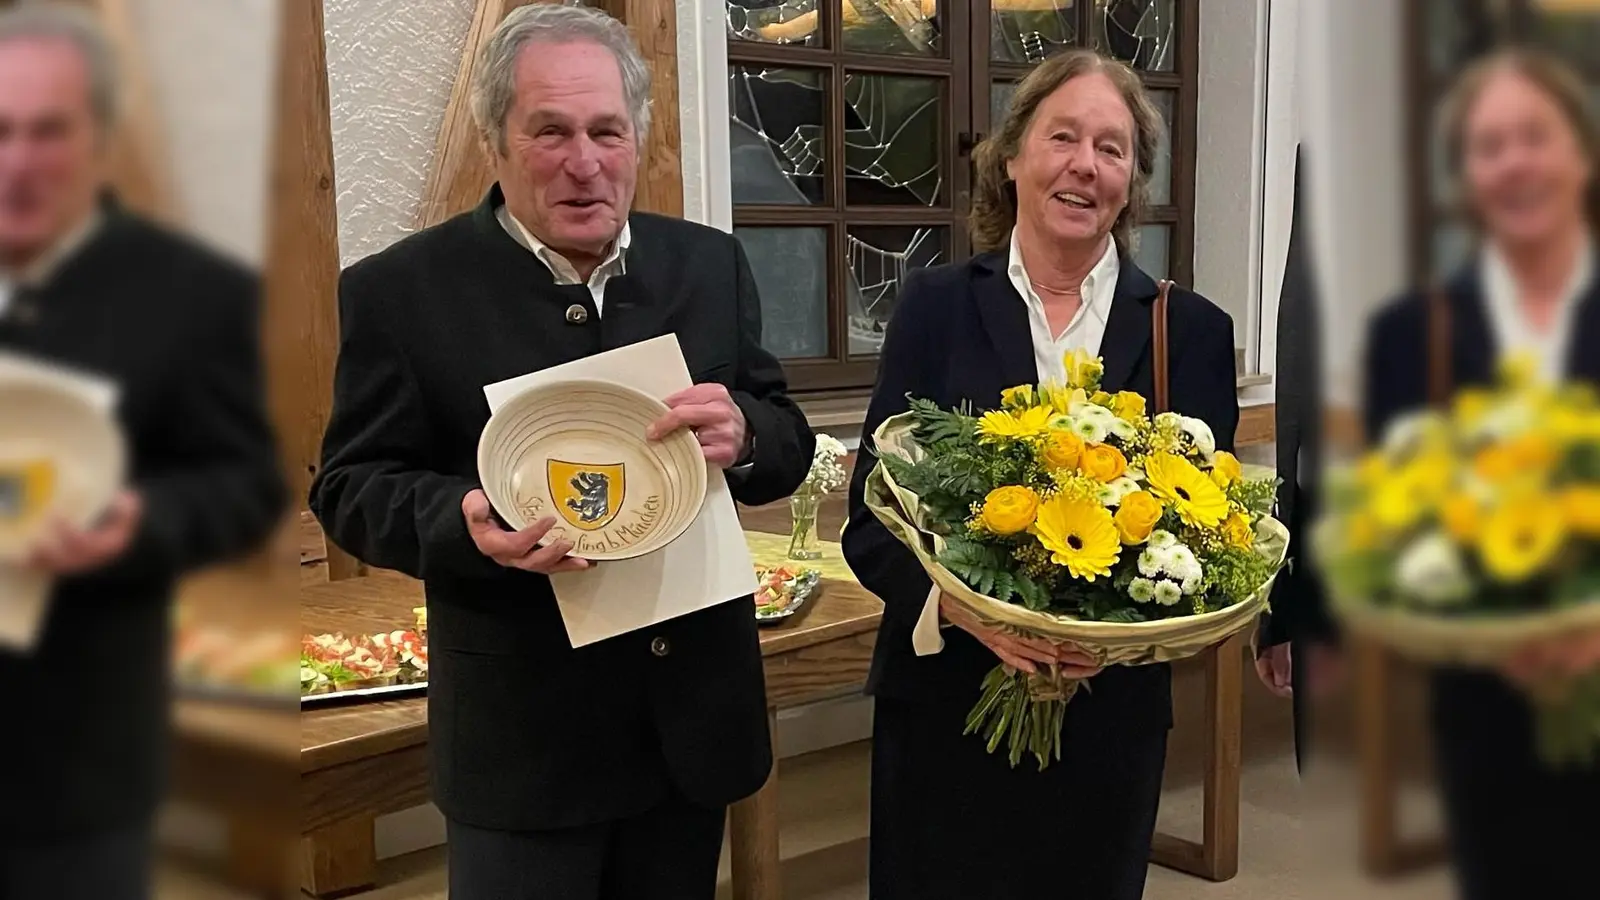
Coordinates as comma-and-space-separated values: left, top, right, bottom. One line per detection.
1316, 355, 1600, 766
863, 348, 1287, 769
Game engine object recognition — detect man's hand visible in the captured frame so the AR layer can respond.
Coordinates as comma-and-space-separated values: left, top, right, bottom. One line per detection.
647, 383, 749, 469
1503, 629, 1600, 689
462, 489, 591, 573
1255, 642, 1293, 698
939, 593, 1102, 678
27, 490, 143, 577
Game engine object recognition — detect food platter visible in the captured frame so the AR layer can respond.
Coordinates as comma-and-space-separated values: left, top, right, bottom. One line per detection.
477, 379, 707, 561
754, 565, 821, 625
299, 606, 430, 706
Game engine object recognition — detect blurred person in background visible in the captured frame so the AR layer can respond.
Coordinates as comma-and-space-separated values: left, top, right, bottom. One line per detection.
1361, 49, 1600, 899
0, 4, 283, 898
843, 50, 1238, 900
311, 5, 812, 897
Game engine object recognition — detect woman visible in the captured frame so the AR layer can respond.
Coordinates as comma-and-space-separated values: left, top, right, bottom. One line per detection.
843, 50, 1238, 899
1361, 50, 1600, 900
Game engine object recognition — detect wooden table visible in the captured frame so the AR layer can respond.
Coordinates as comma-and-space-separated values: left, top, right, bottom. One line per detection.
293, 550, 884, 898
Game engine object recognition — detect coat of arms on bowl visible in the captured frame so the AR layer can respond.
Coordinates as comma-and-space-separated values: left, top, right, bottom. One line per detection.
548, 460, 626, 532
0, 459, 54, 524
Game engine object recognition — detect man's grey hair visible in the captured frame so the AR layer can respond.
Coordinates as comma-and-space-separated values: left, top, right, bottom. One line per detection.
470, 3, 652, 155
0, 2, 121, 131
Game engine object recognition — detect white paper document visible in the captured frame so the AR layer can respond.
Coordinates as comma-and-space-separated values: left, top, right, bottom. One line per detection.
0, 351, 120, 652
482, 335, 758, 648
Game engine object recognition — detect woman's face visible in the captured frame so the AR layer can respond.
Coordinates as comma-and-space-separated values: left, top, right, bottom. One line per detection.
1462, 69, 1592, 250
1006, 71, 1135, 249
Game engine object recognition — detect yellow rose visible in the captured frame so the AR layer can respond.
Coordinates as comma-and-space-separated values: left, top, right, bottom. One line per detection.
1561, 486, 1600, 538
1090, 390, 1114, 407
1040, 429, 1085, 471
1441, 494, 1483, 542
1346, 511, 1380, 552
1110, 391, 1147, 421
1000, 384, 1036, 410
1222, 511, 1255, 549
1114, 491, 1163, 544
979, 486, 1040, 535
1062, 348, 1105, 390
1474, 434, 1557, 484
1081, 443, 1128, 483
1210, 450, 1243, 488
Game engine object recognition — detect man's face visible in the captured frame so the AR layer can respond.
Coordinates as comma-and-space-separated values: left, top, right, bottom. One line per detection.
493, 39, 639, 266
0, 37, 103, 267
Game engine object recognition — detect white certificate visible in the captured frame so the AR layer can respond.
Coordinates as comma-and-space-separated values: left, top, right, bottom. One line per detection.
0, 351, 119, 652
483, 335, 758, 648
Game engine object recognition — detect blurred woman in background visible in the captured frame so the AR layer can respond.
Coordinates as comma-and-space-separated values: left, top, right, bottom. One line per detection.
1362, 49, 1600, 900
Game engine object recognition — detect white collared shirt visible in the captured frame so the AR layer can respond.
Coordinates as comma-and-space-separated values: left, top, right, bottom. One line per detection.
0, 211, 103, 319
496, 204, 629, 316
1008, 228, 1119, 384
1481, 238, 1595, 383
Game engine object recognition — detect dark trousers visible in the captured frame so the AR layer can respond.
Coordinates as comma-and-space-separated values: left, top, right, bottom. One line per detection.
1432, 670, 1600, 900
0, 823, 152, 900
446, 791, 727, 900
869, 691, 1168, 900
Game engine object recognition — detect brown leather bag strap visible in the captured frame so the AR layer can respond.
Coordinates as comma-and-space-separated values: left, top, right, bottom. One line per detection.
1152, 279, 1172, 414
1427, 285, 1452, 407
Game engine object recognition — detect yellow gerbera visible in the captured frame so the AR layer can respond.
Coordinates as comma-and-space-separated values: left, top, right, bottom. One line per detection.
1560, 485, 1600, 538
977, 406, 1051, 443
1144, 452, 1230, 528
1478, 498, 1567, 582
1031, 494, 1122, 581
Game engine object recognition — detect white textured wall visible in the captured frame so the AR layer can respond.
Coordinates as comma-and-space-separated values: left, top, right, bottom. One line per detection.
1192, 0, 1269, 365
129, 0, 277, 265
323, 0, 477, 267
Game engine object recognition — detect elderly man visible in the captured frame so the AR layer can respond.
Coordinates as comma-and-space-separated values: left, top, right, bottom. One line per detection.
310, 5, 814, 897
0, 5, 283, 897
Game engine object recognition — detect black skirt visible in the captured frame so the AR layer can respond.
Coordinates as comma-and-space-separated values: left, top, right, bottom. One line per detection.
1431, 669, 1600, 900
869, 665, 1170, 900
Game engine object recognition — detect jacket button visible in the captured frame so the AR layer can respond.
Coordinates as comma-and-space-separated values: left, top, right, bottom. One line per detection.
565, 304, 588, 324
650, 636, 670, 657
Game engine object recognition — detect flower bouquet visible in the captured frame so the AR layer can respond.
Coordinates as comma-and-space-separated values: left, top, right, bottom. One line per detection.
863, 350, 1288, 769
1315, 357, 1600, 766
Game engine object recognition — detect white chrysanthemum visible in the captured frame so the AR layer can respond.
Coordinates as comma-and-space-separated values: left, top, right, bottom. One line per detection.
1071, 417, 1109, 444
1149, 530, 1178, 550
1154, 580, 1184, 606
1380, 410, 1448, 458
1107, 417, 1139, 442
1166, 545, 1200, 577
1395, 532, 1472, 606
815, 434, 848, 457
1098, 476, 1142, 507
1179, 416, 1216, 457
1129, 578, 1157, 603
1138, 549, 1164, 577
1180, 573, 1203, 595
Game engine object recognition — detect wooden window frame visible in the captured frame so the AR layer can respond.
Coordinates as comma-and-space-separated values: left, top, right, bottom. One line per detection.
727, 0, 1201, 397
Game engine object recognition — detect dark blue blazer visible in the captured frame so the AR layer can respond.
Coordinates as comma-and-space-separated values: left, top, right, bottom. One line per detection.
843, 249, 1239, 729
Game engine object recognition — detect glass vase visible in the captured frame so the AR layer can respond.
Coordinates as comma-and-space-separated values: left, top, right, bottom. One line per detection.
787, 491, 823, 560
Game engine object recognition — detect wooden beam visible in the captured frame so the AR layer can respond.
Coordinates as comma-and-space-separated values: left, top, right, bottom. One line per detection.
265, 0, 363, 581
417, 0, 541, 229
419, 0, 684, 227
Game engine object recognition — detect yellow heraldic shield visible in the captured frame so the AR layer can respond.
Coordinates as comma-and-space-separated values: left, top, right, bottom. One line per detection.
0, 459, 56, 528
548, 459, 626, 531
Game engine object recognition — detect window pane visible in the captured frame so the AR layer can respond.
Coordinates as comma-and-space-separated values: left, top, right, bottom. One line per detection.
990, 79, 1017, 130
1131, 224, 1170, 281
847, 225, 946, 356
1092, 0, 1176, 72
736, 226, 831, 359
844, 74, 944, 207
843, 0, 941, 56
992, 1, 1076, 64
727, 1, 820, 46
730, 67, 827, 206
1148, 89, 1173, 207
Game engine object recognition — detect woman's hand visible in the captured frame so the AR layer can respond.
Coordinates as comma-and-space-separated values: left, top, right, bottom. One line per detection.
938, 593, 1102, 678
1502, 629, 1600, 689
